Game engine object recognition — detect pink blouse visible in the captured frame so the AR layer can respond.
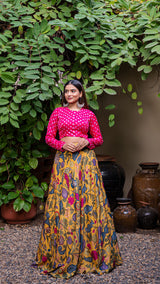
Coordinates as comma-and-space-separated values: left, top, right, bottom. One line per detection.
45, 107, 103, 151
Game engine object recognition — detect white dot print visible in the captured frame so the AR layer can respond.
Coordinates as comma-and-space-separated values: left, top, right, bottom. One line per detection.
45, 107, 103, 151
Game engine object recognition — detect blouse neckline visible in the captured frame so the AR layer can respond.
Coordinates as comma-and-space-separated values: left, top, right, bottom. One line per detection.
65, 107, 83, 112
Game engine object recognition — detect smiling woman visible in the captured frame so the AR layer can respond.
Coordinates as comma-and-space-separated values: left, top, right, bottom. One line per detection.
34, 80, 122, 279
64, 84, 81, 105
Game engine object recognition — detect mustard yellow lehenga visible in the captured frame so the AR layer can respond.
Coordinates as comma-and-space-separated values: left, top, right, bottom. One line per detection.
35, 148, 122, 278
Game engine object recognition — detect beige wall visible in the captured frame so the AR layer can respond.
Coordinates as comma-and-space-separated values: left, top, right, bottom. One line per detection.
94, 64, 160, 196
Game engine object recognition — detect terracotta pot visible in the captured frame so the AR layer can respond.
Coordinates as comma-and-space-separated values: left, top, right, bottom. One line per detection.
131, 162, 160, 210
137, 205, 158, 229
113, 198, 137, 233
97, 155, 125, 211
1, 201, 37, 224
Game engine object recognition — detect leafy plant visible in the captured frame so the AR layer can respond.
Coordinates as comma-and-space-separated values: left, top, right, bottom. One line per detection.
0, 175, 48, 212
0, 0, 159, 206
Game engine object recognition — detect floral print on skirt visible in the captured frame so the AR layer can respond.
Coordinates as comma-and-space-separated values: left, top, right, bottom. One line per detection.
36, 148, 122, 278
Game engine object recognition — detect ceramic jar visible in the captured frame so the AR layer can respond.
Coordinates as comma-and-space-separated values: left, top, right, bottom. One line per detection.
137, 205, 158, 229
131, 162, 160, 210
98, 155, 125, 211
113, 198, 137, 233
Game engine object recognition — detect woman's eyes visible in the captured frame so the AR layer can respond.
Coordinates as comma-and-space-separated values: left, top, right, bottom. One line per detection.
65, 89, 76, 93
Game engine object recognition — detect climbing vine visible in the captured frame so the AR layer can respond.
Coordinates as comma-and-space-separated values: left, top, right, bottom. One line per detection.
0, 0, 160, 188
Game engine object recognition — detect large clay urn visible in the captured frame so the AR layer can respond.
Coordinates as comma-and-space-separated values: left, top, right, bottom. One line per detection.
97, 155, 125, 211
131, 163, 160, 210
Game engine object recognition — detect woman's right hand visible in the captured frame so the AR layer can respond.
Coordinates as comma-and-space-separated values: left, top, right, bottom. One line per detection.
62, 142, 78, 152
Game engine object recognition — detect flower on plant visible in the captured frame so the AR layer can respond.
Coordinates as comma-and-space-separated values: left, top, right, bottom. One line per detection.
42, 256, 47, 263
43, 270, 48, 274
68, 196, 74, 205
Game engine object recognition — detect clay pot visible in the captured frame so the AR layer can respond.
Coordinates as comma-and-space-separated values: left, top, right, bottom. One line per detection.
113, 198, 137, 233
137, 204, 158, 229
1, 201, 37, 224
98, 155, 125, 211
132, 162, 160, 210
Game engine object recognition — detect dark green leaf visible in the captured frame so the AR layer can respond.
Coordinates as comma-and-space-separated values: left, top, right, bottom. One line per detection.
10, 118, 20, 128
32, 150, 42, 158
105, 104, 116, 110
0, 99, 9, 105
104, 88, 117, 95
37, 120, 44, 131
25, 177, 34, 188
41, 113, 47, 121
32, 187, 44, 199
23, 201, 32, 212
8, 192, 19, 200
2, 182, 15, 190
13, 198, 25, 212
41, 182, 48, 191
33, 128, 41, 140
29, 158, 38, 169
29, 109, 37, 118
42, 76, 54, 85
89, 100, 99, 110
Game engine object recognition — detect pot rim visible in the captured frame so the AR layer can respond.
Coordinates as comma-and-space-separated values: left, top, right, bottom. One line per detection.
139, 162, 159, 170
116, 197, 131, 203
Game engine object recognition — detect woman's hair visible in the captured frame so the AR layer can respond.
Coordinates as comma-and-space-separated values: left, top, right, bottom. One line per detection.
62, 79, 88, 109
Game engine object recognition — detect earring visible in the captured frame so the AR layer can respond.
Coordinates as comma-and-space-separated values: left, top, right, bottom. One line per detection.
63, 102, 69, 107
77, 97, 84, 108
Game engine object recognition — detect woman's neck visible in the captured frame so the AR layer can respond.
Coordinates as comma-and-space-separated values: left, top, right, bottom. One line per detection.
67, 103, 81, 111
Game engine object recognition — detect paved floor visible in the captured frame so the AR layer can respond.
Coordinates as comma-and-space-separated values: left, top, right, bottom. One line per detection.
0, 214, 160, 284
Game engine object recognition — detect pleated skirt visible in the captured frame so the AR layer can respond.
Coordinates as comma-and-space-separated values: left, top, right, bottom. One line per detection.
35, 148, 122, 278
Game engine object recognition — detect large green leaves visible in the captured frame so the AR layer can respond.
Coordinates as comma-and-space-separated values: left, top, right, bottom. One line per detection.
0, 0, 159, 199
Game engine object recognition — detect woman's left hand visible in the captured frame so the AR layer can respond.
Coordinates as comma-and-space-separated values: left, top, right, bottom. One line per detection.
74, 138, 89, 151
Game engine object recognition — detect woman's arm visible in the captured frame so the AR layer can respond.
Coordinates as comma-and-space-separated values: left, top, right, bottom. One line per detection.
45, 108, 65, 151
86, 112, 103, 149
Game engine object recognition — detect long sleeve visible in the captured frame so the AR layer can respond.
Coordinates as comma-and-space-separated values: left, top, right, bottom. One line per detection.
45, 109, 65, 151
86, 112, 103, 149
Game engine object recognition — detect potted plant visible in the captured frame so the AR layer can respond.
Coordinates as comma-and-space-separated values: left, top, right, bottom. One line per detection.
0, 125, 49, 224
0, 175, 48, 224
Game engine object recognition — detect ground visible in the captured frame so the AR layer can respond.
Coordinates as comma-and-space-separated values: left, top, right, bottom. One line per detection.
0, 214, 160, 284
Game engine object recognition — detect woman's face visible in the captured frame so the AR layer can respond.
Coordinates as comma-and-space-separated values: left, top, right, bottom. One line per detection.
64, 84, 82, 105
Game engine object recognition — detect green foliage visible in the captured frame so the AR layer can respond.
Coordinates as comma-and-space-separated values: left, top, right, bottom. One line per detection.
0, 175, 48, 212
0, 0, 159, 206
123, 83, 143, 114
0, 0, 159, 115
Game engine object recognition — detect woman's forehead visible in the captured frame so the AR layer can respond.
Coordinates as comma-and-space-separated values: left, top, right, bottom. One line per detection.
65, 84, 77, 90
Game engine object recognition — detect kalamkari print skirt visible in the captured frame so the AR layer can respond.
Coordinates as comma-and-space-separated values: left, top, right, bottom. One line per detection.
35, 148, 122, 278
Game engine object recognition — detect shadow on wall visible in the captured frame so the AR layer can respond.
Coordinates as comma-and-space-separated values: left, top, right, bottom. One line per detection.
95, 64, 160, 196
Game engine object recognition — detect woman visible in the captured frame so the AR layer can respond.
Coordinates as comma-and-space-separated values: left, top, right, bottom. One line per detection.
35, 79, 122, 278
